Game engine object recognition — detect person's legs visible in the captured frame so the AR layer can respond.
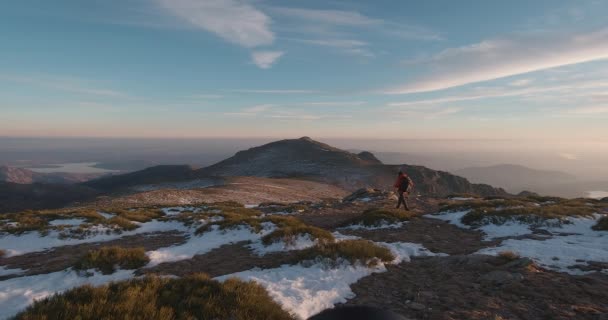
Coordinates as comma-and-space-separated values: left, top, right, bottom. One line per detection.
403, 194, 410, 210
396, 192, 405, 208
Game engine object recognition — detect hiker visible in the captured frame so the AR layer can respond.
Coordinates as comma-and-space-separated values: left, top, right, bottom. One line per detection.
394, 170, 414, 210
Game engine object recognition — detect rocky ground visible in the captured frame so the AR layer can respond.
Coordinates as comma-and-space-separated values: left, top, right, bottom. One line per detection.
1, 187, 607, 320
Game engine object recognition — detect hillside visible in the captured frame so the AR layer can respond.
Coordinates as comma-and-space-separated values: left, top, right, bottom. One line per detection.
0, 182, 99, 213
201, 137, 506, 196
83, 165, 212, 191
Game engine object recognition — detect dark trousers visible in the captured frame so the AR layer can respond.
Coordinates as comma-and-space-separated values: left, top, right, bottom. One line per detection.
396, 192, 409, 210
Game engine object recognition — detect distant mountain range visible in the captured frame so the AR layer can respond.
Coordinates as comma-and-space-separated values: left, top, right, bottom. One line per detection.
1, 137, 508, 213
0, 166, 105, 185
89, 137, 506, 196
453, 164, 579, 195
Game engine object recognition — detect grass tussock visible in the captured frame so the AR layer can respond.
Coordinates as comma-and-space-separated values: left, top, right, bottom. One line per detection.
461, 205, 597, 226
195, 212, 263, 234
344, 208, 415, 227
261, 216, 334, 245
14, 274, 294, 320
112, 208, 164, 223
74, 246, 150, 274
497, 251, 520, 262
592, 216, 608, 231
439, 199, 530, 213
296, 240, 394, 267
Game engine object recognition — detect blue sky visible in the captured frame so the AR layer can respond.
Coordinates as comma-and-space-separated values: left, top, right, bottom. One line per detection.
1, 0, 608, 140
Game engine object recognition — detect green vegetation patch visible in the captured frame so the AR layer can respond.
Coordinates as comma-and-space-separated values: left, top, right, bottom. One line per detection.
74, 246, 150, 274
497, 250, 520, 262
343, 208, 415, 227
296, 240, 394, 267
439, 198, 531, 213
261, 216, 334, 245
592, 216, 608, 231
14, 274, 294, 320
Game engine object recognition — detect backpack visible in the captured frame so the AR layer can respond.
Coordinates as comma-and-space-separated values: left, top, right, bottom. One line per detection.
400, 176, 413, 192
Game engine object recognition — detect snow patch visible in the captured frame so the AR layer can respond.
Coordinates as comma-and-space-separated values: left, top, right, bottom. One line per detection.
340, 221, 405, 231
248, 234, 317, 255
0, 220, 189, 257
48, 218, 86, 226
146, 223, 275, 266
0, 269, 135, 319
0, 266, 25, 277
477, 215, 608, 274
98, 211, 115, 219
377, 242, 447, 263
217, 262, 382, 320
217, 241, 442, 319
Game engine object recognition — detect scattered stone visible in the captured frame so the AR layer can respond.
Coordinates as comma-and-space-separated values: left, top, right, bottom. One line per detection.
479, 270, 524, 285
408, 302, 425, 311
342, 188, 391, 203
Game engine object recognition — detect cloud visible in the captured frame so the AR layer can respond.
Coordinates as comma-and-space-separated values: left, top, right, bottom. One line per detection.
223, 104, 274, 116
297, 101, 366, 107
228, 89, 318, 94
289, 38, 374, 57
190, 94, 223, 99
269, 7, 379, 26
251, 50, 284, 69
270, 6, 438, 58
157, 0, 274, 48
388, 27, 608, 94
509, 79, 533, 87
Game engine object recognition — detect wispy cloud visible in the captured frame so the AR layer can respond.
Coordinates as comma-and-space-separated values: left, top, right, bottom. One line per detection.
288, 38, 374, 57
388, 78, 608, 108
297, 101, 366, 107
251, 50, 285, 69
189, 94, 223, 99
157, 0, 274, 48
228, 89, 318, 94
270, 6, 438, 58
388, 27, 608, 94
269, 7, 380, 26
223, 104, 274, 116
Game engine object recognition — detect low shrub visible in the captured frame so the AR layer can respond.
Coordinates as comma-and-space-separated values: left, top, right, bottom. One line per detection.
0, 249, 5, 257
74, 246, 150, 274
439, 199, 530, 213
261, 216, 334, 245
497, 250, 520, 262
592, 216, 608, 231
296, 240, 394, 267
106, 216, 139, 231
14, 274, 294, 320
112, 208, 164, 223
195, 212, 263, 234
343, 208, 414, 227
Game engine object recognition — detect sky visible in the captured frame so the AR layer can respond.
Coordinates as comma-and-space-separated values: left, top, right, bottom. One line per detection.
1, 0, 608, 141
